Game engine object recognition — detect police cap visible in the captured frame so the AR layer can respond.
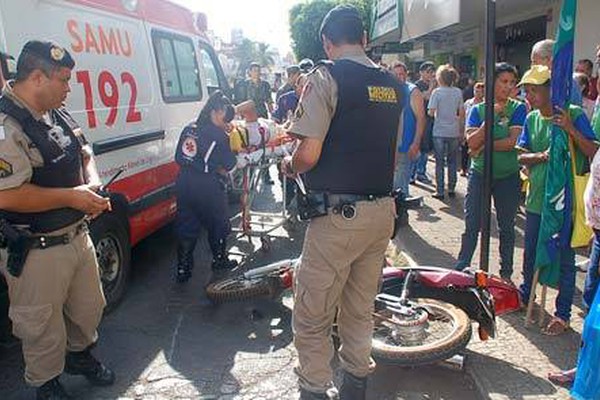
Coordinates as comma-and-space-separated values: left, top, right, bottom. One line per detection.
286, 65, 300, 76
299, 58, 314, 72
319, 5, 364, 42
18, 40, 75, 71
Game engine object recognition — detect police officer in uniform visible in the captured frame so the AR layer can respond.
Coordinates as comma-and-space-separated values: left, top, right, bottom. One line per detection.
174, 91, 238, 282
282, 6, 404, 400
0, 41, 114, 399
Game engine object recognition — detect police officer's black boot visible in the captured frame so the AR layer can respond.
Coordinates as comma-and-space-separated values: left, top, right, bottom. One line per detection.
175, 239, 196, 283
338, 371, 367, 400
64, 346, 115, 386
36, 377, 71, 400
211, 239, 238, 271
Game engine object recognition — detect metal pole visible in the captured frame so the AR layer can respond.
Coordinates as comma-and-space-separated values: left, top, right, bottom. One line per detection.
479, 0, 496, 273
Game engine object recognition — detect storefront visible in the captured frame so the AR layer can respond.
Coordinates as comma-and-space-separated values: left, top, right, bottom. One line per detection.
369, 0, 600, 80
496, 16, 547, 75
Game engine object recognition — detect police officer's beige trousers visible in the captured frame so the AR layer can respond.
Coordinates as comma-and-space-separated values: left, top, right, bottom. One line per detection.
1, 224, 106, 386
293, 197, 394, 392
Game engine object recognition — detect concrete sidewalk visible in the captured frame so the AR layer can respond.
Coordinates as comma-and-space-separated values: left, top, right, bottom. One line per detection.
393, 162, 587, 400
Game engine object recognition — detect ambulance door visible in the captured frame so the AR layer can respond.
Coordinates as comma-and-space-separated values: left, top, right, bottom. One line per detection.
149, 28, 205, 175
197, 40, 231, 97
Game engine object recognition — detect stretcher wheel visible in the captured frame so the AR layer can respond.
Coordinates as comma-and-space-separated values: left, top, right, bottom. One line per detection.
260, 236, 271, 252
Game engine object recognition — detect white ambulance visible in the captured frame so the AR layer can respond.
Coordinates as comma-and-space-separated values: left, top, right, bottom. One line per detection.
0, 0, 231, 308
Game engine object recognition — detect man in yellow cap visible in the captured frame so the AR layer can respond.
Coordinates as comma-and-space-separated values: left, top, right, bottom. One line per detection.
517, 65, 598, 335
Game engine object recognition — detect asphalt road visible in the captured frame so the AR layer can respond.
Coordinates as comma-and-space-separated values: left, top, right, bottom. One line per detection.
0, 176, 481, 400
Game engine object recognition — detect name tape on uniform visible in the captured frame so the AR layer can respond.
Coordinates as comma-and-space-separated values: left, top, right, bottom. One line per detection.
367, 86, 398, 104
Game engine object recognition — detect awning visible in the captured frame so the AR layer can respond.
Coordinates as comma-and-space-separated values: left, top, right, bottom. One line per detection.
369, 0, 462, 50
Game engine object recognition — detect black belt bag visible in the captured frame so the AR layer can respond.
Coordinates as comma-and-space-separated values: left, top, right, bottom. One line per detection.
297, 192, 389, 221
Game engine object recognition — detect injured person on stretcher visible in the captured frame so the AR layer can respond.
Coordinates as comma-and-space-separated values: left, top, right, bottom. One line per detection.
228, 100, 295, 169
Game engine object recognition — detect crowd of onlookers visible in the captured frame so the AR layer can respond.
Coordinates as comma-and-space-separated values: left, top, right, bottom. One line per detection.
387, 40, 600, 392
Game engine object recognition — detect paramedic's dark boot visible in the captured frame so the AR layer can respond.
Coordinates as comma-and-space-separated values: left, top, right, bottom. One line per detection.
211, 239, 238, 271
263, 169, 274, 185
175, 239, 196, 283
65, 347, 115, 386
339, 371, 367, 400
36, 377, 71, 400
299, 387, 339, 400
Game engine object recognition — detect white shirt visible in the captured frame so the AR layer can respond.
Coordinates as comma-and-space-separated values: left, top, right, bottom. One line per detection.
584, 148, 600, 229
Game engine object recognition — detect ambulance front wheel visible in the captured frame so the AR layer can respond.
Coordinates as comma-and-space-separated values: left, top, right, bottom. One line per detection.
90, 213, 131, 313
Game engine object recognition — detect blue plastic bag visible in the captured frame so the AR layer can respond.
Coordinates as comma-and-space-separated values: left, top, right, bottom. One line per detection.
572, 288, 600, 400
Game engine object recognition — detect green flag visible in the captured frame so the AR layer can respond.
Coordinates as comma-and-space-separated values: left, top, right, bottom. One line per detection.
534, 0, 577, 287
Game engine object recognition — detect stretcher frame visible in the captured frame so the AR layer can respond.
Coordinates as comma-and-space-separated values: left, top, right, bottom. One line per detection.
229, 153, 292, 252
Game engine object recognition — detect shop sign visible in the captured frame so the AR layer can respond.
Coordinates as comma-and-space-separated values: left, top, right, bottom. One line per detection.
370, 0, 404, 40
403, 0, 461, 40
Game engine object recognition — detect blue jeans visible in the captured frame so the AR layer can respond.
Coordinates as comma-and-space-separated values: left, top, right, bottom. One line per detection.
433, 137, 459, 195
455, 170, 520, 278
394, 152, 412, 196
583, 230, 600, 310
410, 152, 428, 180
519, 212, 576, 322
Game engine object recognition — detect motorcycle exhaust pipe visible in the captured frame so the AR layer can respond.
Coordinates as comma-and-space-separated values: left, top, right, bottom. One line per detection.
437, 354, 466, 372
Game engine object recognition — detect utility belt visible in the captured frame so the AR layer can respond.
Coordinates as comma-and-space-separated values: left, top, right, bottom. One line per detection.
0, 219, 87, 278
297, 191, 390, 221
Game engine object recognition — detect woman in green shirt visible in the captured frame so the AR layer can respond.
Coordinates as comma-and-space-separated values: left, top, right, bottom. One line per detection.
455, 63, 527, 280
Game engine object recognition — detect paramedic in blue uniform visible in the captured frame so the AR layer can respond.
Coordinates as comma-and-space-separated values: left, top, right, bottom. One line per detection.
174, 91, 238, 282
282, 6, 403, 399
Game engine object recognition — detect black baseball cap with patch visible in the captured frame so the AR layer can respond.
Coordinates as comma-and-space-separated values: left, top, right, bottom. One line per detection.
319, 5, 364, 39
19, 40, 75, 70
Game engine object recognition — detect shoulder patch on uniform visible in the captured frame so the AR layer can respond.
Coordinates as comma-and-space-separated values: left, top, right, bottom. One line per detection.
0, 125, 5, 140
307, 60, 333, 76
293, 103, 305, 121
181, 136, 198, 158
0, 158, 13, 178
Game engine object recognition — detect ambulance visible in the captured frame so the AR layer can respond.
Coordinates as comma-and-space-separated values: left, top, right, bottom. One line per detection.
0, 0, 231, 309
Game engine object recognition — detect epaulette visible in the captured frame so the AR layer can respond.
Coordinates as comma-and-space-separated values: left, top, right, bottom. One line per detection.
307, 60, 334, 75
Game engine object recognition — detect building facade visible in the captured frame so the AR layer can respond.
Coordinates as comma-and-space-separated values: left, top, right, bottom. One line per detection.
370, 0, 600, 80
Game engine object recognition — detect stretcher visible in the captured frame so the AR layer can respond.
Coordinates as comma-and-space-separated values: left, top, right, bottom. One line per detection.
228, 118, 296, 251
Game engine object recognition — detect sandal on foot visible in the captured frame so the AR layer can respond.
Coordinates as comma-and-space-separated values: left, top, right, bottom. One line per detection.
541, 317, 569, 336
548, 369, 576, 387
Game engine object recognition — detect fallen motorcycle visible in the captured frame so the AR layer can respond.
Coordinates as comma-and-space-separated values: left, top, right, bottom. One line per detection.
205, 259, 522, 365
371, 265, 520, 365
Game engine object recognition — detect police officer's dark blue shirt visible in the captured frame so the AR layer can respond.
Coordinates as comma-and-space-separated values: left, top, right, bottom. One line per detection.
272, 90, 299, 123
175, 122, 236, 174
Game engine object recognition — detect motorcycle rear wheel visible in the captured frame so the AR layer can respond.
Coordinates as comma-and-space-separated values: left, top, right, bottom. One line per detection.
371, 298, 471, 366
206, 275, 279, 303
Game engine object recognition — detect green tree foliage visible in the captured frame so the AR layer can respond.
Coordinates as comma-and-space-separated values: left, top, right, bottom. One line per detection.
232, 39, 276, 76
289, 0, 374, 62
256, 42, 277, 68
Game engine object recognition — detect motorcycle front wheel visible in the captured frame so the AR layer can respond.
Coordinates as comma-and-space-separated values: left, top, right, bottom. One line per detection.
371, 298, 471, 366
206, 275, 280, 303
